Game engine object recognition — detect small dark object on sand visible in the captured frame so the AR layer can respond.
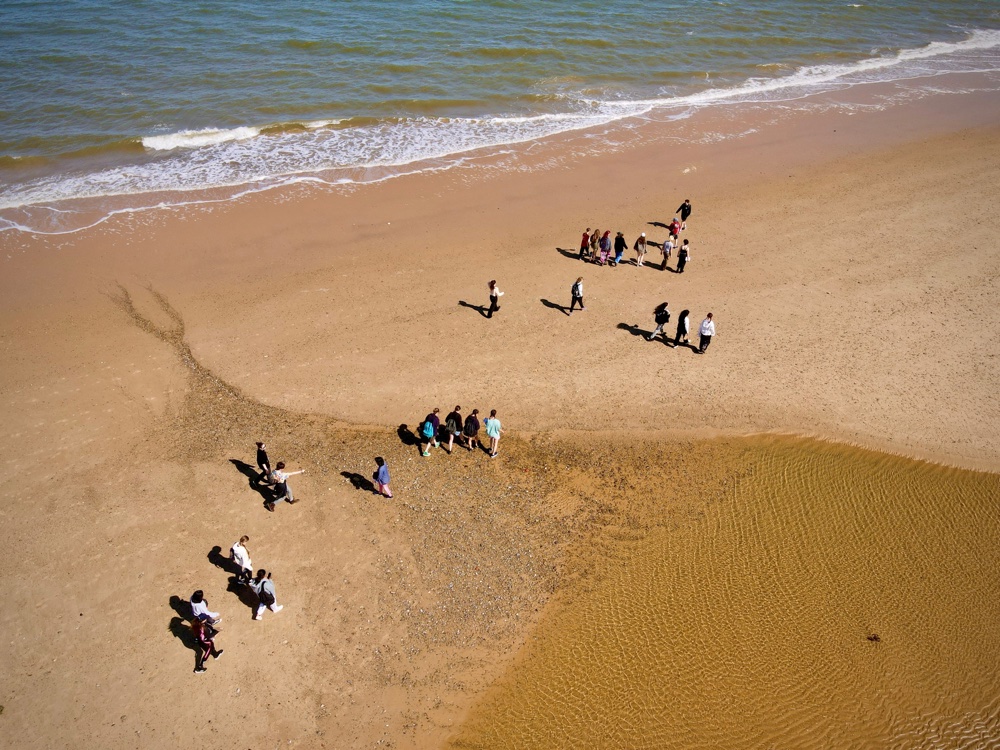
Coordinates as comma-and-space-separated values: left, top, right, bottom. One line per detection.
866, 633, 881, 643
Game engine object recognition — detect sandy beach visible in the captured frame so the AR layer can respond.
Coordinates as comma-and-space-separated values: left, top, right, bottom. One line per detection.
2, 82, 1000, 748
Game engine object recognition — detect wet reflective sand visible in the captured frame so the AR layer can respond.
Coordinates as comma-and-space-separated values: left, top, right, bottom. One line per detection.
451, 437, 1000, 749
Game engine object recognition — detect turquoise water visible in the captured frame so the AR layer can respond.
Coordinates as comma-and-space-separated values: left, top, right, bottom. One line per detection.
1, 0, 999, 232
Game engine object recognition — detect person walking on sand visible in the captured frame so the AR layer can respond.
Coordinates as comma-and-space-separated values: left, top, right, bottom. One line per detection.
660, 237, 675, 270
669, 217, 682, 240
487, 280, 504, 319
673, 309, 691, 347
193, 617, 223, 673
676, 240, 689, 273
613, 232, 626, 266
373, 457, 393, 498
676, 199, 692, 225
255, 441, 271, 484
598, 230, 611, 265
569, 277, 585, 314
249, 569, 284, 620
580, 228, 591, 260
190, 590, 222, 626
634, 233, 648, 266
265, 461, 305, 511
231, 535, 253, 585
484, 409, 503, 458
698, 312, 716, 354
590, 228, 601, 260
420, 407, 441, 456
444, 406, 463, 454
462, 408, 481, 452
647, 302, 671, 342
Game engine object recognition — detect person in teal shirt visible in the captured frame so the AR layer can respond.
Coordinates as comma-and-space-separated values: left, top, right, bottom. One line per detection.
484, 409, 503, 458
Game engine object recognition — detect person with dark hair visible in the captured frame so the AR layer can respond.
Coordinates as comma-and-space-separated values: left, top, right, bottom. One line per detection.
673, 309, 691, 348
462, 408, 481, 452
231, 535, 253, 585
255, 441, 271, 484
487, 280, 504, 318
598, 230, 611, 265
613, 232, 626, 266
265, 461, 305, 512
569, 277, 585, 314
676, 198, 692, 223
249, 570, 283, 620
484, 409, 503, 458
444, 406, 463, 454
193, 618, 223, 673
676, 239, 690, 273
373, 457, 392, 498
698, 313, 716, 354
580, 227, 591, 260
647, 302, 671, 342
420, 407, 441, 457
190, 590, 222, 625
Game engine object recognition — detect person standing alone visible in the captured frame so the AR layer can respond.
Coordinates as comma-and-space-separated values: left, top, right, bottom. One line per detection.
698, 312, 716, 354
487, 280, 504, 319
569, 277, 585, 314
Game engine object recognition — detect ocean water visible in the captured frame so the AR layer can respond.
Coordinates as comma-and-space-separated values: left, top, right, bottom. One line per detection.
1, 0, 999, 233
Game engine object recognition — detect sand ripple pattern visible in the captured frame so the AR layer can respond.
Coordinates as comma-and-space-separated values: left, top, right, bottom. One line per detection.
452, 439, 1000, 749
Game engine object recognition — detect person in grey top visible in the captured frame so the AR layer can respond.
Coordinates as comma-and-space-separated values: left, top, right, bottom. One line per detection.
249, 569, 284, 620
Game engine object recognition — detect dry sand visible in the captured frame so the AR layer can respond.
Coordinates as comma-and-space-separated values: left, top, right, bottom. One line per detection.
1, 86, 999, 749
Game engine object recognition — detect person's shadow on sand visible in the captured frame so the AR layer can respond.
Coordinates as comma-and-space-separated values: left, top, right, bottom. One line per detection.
341, 471, 377, 494
617, 322, 650, 338
541, 298, 571, 316
229, 459, 275, 502
168, 596, 201, 670
397, 423, 419, 446
458, 300, 489, 318
208, 545, 242, 577
648, 221, 670, 230
556, 247, 582, 260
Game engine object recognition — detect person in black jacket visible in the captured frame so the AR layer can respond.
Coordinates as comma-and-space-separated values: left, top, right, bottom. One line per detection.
255, 441, 270, 484
676, 199, 692, 223
647, 302, 671, 342
676, 240, 690, 273
612, 232, 627, 266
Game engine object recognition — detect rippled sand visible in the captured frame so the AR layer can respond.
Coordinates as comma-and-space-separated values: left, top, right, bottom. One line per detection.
451, 437, 1000, 749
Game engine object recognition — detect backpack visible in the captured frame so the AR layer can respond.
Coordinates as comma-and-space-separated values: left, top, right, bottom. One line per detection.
420, 420, 435, 438
572, 282, 581, 297
259, 583, 275, 607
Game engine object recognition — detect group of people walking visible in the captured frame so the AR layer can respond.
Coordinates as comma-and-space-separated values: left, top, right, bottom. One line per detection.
646, 303, 717, 353
419, 406, 503, 458
187, 533, 284, 673
578, 199, 693, 271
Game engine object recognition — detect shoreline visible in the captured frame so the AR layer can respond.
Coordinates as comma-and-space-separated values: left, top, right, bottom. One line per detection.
1, 75, 999, 748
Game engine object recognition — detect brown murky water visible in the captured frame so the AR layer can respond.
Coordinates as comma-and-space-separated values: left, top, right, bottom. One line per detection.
451, 437, 1000, 749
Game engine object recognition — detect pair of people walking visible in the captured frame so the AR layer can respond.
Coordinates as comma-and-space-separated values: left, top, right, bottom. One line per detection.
254, 441, 306, 512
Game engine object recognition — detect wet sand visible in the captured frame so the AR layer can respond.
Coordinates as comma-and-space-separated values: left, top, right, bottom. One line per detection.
1, 83, 999, 749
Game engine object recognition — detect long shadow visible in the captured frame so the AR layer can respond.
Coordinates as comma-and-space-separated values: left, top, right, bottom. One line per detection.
168, 616, 199, 670
648, 221, 670, 229
230, 459, 275, 502
617, 322, 651, 339
556, 247, 585, 261
342, 470, 376, 494
397, 423, 419, 446
208, 545, 244, 579
169, 594, 193, 621
541, 298, 571, 316
458, 300, 489, 318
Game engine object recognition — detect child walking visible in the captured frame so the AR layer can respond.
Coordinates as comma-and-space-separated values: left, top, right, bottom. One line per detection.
373, 457, 393, 498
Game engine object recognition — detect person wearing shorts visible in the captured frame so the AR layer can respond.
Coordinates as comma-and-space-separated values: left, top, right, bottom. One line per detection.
484, 410, 503, 458
444, 406, 463, 454
462, 409, 481, 451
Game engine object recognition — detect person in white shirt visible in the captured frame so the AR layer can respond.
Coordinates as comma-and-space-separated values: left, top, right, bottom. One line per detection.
487, 280, 504, 319
190, 590, 222, 625
231, 535, 252, 584
698, 312, 716, 354
569, 277, 585, 314
265, 461, 305, 512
